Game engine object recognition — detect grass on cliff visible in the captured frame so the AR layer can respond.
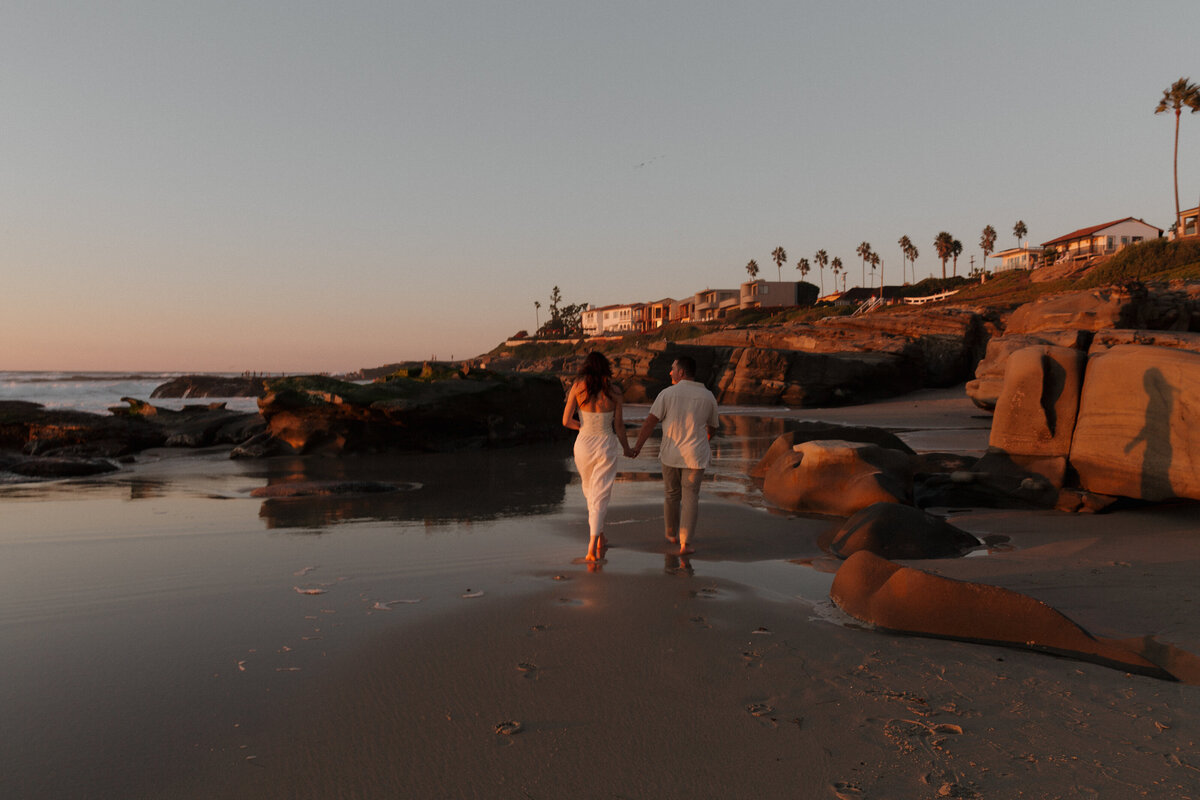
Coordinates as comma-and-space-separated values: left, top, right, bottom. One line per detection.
1076, 238, 1200, 288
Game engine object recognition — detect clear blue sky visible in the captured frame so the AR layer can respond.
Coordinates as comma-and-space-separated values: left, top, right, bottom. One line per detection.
3, 1, 1197, 372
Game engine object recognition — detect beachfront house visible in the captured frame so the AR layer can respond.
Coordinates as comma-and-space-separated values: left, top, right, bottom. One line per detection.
581, 303, 644, 336
1178, 205, 1199, 239
670, 297, 695, 324
693, 289, 740, 322
991, 246, 1042, 272
645, 298, 675, 329
739, 279, 800, 309
1041, 217, 1162, 263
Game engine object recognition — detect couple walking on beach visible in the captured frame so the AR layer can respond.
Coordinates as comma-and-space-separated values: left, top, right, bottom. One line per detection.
562, 352, 720, 562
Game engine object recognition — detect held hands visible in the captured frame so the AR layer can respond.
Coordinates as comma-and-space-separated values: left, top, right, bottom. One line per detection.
623, 444, 638, 459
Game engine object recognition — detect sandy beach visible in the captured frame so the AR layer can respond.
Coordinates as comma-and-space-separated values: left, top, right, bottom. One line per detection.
4, 387, 1200, 799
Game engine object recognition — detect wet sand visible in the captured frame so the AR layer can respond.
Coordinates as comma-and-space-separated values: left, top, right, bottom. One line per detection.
5, 387, 1200, 798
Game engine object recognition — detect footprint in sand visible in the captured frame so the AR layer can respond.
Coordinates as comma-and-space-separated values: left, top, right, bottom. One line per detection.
689, 615, 711, 629
557, 597, 583, 606
831, 781, 863, 799
530, 624, 549, 632
516, 662, 538, 674
494, 721, 523, 735
746, 702, 774, 717
689, 587, 719, 599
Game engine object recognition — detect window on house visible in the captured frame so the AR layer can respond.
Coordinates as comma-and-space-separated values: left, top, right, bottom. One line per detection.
1107, 236, 1115, 249
1121, 236, 1129, 245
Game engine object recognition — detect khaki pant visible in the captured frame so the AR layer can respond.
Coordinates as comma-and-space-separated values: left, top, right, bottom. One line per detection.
662, 465, 703, 544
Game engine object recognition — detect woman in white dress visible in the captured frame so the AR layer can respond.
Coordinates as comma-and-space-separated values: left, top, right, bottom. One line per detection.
562, 352, 635, 561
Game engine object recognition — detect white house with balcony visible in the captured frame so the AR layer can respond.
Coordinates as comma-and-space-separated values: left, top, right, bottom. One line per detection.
991, 246, 1042, 272
1041, 217, 1161, 262
581, 303, 643, 336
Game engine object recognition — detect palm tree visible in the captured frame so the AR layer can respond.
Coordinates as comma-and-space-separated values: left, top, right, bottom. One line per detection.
934, 232, 954, 279
746, 259, 759, 279
797, 257, 811, 282
771, 246, 787, 281
980, 225, 997, 275
950, 239, 963, 277
831, 256, 843, 293
869, 252, 881, 291
814, 249, 828, 293
906, 242, 919, 281
534, 300, 541, 331
897, 235, 912, 284
1013, 220, 1028, 249
1155, 78, 1200, 227
856, 241, 872, 288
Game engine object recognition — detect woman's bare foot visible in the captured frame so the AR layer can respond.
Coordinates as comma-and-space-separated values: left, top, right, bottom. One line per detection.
586, 535, 599, 562
597, 533, 608, 554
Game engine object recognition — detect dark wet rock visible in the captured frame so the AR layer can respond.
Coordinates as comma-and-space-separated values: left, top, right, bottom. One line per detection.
250, 480, 401, 498
109, 399, 265, 449
1055, 488, 1120, 514
821, 502, 980, 560
831, 550, 1175, 680
150, 375, 267, 398
914, 450, 1059, 510
762, 440, 914, 516
8, 456, 120, 478
249, 369, 565, 456
750, 424, 914, 480
1, 400, 165, 457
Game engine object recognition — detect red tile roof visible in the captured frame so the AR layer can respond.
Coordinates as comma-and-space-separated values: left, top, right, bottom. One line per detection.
1041, 217, 1161, 247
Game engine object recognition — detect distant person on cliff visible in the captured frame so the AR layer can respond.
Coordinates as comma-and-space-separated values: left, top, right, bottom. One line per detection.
562, 352, 635, 562
630, 355, 720, 555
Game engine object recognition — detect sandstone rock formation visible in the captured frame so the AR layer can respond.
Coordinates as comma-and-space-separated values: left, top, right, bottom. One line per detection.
1070, 344, 1200, 501
246, 369, 565, 456
821, 503, 980, 560
761, 440, 913, 516
831, 550, 1174, 679
749, 424, 913, 480
987, 345, 1086, 486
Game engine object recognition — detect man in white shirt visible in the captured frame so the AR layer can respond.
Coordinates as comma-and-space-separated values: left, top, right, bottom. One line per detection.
631, 355, 720, 555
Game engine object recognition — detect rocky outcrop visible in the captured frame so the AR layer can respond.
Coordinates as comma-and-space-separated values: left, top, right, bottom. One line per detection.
820, 503, 979, 560
749, 423, 913, 480
965, 330, 1092, 411
761, 440, 914, 516
150, 375, 267, 399
245, 369, 565, 456
477, 308, 986, 408
986, 345, 1087, 487
830, 550, 1174, 680
4, 455, 120, 478
0, 399, 263, 461
1070, 345, 1200, 502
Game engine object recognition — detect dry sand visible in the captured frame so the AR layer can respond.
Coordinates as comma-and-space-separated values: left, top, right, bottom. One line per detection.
177, 388, 1200, 799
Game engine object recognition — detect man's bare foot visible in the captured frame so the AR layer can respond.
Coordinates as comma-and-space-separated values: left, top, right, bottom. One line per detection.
665, 534, 679, 544
679, 544, 695, 555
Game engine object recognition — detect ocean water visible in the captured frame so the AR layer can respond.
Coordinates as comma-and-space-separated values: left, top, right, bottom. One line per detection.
0, 370, 263, 414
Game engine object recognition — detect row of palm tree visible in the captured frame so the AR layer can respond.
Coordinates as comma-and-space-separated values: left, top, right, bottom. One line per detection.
747, 246, 851, 294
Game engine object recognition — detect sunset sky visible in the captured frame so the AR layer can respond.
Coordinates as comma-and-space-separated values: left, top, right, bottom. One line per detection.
3, 1, 1198, 373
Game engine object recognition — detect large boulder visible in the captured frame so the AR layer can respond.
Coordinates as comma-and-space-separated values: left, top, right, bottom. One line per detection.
914, 449, 1060, 509
0, 401, 165, 457
965, 330, 1091, 411
762, 440, 913, 516
750, 423, 913, 480
250, 369, 566, 455
1070, 344, 1200, 501
830, 550, 1174, 679
1004, 287, 1143, 335
988, 345, 1086, 487
110, 399, 265, 448
821, 502, 980, 560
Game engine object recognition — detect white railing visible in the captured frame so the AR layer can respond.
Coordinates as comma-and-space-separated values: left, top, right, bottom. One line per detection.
852, 296, 885, 315
903, 289, 960, 305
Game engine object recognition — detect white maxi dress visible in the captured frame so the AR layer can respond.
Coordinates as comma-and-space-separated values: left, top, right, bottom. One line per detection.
573, 410, 620, 539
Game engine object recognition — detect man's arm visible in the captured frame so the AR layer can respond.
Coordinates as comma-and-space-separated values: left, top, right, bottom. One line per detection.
631, 413, 659, 457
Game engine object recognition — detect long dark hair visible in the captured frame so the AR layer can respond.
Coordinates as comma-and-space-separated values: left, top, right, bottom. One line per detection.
577, 351, 613, 402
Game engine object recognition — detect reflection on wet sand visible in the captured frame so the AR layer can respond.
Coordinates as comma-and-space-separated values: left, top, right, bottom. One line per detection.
254, 445, 573, 529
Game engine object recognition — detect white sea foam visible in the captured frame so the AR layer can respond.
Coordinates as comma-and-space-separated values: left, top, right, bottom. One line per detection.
0, 371, 261, 415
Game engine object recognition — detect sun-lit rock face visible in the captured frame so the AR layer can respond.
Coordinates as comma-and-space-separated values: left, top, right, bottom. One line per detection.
821, 502, 979, 561
761, 439, 913, 517
830, 550, 1174, 680
1070, 344, 1200, 502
